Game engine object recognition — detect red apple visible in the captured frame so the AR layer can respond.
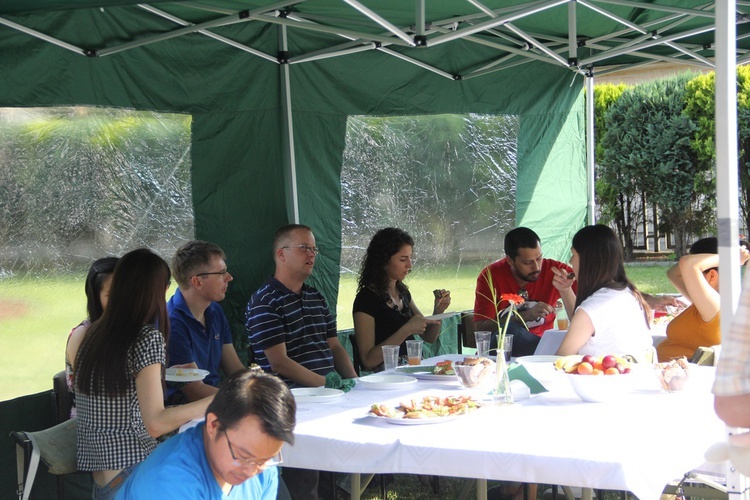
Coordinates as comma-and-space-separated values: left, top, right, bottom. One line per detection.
582, 354, 596, 365
601, 355, 617, 370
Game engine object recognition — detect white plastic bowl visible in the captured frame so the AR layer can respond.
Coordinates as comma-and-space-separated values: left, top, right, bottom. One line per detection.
566, 373, 632, 403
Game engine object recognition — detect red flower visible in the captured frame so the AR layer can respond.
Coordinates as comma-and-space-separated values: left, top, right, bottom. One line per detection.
500, 293, 526, 306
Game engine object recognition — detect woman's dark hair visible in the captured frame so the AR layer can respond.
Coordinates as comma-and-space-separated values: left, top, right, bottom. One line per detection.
209, 370, 296, 445
689, 237, 718, 255
84, 257, 119, 322
76, 248, 171, 397
356, 227, 415, 299
572, 225, 649, 323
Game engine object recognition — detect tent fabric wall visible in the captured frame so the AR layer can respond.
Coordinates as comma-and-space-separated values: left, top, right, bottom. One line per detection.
0, 3, 586, 342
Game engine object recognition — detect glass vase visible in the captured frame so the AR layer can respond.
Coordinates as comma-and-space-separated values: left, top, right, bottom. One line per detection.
492, 355, 514, 405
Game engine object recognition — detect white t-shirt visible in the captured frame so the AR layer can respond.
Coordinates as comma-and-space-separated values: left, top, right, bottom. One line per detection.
577, 287, 652, 362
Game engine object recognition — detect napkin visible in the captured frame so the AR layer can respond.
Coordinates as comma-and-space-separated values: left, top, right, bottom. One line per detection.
508, 363, 548, 394
324, 371, 356, 393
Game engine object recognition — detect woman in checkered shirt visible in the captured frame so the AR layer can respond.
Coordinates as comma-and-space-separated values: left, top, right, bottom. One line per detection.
74, 248, 214, 499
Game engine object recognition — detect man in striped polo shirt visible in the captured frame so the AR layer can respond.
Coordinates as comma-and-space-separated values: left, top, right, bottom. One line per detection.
246, 224, 357, 499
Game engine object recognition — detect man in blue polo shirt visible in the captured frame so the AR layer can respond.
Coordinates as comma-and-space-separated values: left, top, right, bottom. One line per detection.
116, 369, 296, 499
168, 240, 245, 403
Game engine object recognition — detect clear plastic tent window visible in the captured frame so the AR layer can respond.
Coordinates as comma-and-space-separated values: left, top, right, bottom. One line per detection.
338, 114, 519, 330
0, 108, 518, 400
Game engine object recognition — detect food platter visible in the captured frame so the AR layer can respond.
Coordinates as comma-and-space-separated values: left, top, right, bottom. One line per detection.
291, 387, 345, 403
356, 374, 418, 390
394, 366, 458, 381
165, 368, 210, 383
367, 395, 481, 424
368, 413, 460, 425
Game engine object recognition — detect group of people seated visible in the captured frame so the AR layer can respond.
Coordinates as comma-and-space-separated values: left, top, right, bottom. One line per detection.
62, 222, 744, 499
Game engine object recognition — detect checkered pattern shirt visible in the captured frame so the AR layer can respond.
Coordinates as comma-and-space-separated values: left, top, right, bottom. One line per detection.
246, 276, 336, 387
714, 275, 750, 396
76, 326, 165, 471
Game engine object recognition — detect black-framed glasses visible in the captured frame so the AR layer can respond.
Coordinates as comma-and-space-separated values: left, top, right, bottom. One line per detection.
195, 268, 229, 278
223, 430, 283, 469
281, 244, 320, 255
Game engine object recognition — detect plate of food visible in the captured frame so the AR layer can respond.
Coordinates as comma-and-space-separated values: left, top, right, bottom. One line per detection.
367, 395, 481, 425
394, 361, 458, 381
291, 387, 345, 403
357, 374, 418, 390
165, 367, 210, 383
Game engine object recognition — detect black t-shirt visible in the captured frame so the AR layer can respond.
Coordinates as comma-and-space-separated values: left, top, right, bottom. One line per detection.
352, 287, 415, 358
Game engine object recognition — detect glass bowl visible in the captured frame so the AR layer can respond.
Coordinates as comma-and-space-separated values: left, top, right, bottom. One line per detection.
655, 357, 690, 392
454, 358, 495, 389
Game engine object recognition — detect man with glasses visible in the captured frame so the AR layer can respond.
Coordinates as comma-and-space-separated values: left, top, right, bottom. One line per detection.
474, 227, 577, 357
246, 224, 356, 499
116, 369, 296, 499
167, 240, 245, 403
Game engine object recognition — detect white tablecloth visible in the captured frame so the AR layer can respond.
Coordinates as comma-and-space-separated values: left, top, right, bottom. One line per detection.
283, 358, 725, 500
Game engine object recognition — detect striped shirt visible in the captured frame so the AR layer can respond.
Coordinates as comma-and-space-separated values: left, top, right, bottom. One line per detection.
246, 277, 336, 387
714, 275, 750, 396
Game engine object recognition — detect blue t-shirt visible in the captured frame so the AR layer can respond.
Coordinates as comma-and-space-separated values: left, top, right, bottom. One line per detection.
167, 288, 233, 394
115, 423, 278, 499
245, 277, 336, 387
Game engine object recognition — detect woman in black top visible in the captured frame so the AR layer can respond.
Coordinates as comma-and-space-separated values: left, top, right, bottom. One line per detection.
352, 228, 451, 371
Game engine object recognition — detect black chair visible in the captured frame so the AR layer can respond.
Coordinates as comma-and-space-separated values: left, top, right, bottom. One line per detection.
52, 370, 73, 424
457, 310, 477, 353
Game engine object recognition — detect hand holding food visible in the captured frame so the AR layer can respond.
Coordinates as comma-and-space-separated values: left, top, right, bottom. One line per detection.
432, 289, 451, 313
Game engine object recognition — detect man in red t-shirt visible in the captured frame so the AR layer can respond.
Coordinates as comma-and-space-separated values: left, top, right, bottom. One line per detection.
474, 227, 577, 357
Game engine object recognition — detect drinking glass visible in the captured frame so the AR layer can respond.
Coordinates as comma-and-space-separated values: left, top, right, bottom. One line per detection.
474, 331, 492, 357
502, 334, 514, 362
382, 345, 400, 372
406, 340, 423, 365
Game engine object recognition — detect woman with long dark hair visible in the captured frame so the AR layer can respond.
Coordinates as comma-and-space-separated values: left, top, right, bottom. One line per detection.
556, 225, 652, 361
353, 228, 451, 371
75, 248, 212, 499
65, 256, 119, 418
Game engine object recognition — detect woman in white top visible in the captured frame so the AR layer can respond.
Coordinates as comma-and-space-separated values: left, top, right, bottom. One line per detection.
556, 225, 652, 361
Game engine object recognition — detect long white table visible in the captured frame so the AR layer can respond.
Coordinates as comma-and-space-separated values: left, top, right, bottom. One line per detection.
283, 357, 725, 500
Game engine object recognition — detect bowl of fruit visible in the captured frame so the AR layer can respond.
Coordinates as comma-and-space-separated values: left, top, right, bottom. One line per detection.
453, 356, 495, 389
554, 354, 633, 403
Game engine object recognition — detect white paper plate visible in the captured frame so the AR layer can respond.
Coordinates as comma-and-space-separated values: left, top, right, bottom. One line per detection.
424, 312, 457, 321
165, 368, 210, 382
394, 366, 458, 382
357, 374, 418, 390
516, 355, 562, 365
368, 413, 459, 425
291, 387, 344, 403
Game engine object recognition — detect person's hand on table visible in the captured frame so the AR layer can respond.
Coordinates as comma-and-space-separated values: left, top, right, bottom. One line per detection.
432, 289, 451, 314
551, 266, 575, 291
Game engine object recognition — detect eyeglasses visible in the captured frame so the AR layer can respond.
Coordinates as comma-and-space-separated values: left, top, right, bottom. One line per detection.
223, 430, 283, 469
517, 289, 529, 300
195, 268, 229, 278
281, 244, 320, 255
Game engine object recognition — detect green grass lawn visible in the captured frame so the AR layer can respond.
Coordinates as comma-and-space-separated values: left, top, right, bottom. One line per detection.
0, 263, 674, 402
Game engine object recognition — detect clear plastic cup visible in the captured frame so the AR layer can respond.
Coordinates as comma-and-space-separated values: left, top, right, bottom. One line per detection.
382, 345, 400, 372
475, 331, 492, 357
406, 340, 423, 365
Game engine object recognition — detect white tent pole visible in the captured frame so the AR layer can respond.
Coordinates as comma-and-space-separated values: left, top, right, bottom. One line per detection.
716, 0, 741, 320
586, 73, 596, 225
279, 25, 300, 224
716, 6, 749, 499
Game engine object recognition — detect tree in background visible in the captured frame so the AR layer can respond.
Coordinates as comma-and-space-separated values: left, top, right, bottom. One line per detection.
593, 83, 630, 252
601, 74, 709, 257
685, 66, 750, 234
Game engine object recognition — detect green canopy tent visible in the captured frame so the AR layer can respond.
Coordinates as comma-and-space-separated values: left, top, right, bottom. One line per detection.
1, 1, 749, 496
